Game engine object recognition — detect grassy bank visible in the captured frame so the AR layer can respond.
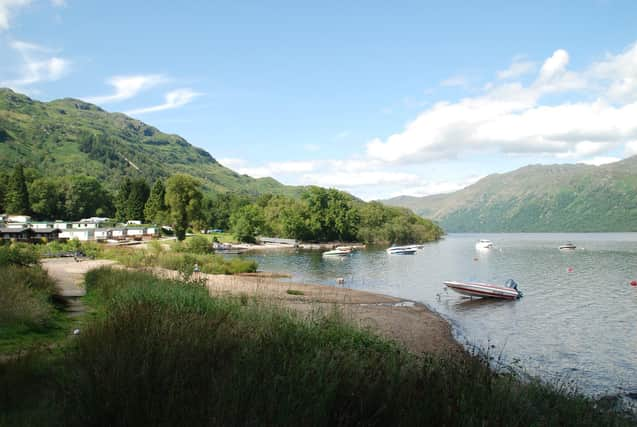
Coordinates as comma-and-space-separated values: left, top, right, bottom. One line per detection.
0, 245, 71, 354
1, 268, 633, 426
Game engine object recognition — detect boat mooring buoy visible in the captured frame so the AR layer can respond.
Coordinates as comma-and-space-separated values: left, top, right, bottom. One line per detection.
567, 267, 574, 273
473, 257, 479, 261
631, 280, 637, 287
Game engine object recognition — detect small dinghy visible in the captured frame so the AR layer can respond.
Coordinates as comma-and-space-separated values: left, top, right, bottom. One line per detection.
444, 279, 523, 300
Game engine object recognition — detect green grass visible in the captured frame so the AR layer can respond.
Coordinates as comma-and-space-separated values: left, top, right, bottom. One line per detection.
101, 240, 257, 275
1, 268, 634, 426
0, 263, 73, 355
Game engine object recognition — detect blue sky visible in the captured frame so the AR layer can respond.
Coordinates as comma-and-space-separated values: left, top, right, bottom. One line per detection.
3, 1, 637, 200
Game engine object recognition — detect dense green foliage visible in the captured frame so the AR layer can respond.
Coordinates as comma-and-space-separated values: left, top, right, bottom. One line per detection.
144, 179, 167, 224
26, 175, 114, 220
384, 158, 637, 232
0, 88, 299, 197
114, 178, 149, 222
2, 268, 632, 426
4, 164, 30, 214
226, 188, 443, 244
165, 174, 203, 240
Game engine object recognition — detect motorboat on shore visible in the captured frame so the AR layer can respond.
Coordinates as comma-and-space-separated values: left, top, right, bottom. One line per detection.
213, 242, 248, 254
559, 242, 576, 250
444, 279, 523, 300
386, 245, 418, 255
322, 248, 352, 257
475, 239, 494, 250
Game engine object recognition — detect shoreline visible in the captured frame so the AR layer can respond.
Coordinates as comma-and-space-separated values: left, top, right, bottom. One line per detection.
40, 257, 462, 356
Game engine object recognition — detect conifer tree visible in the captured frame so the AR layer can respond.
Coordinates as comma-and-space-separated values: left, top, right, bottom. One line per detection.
4, 164, 30, 214
126, 179, 150, 222
114, 178, 132, 222
144, 179, 167, 224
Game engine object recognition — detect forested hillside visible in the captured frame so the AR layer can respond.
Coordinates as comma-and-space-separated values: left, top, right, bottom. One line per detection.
384, 158, 637, 232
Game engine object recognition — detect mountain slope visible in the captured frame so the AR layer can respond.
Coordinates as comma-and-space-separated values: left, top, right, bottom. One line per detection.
0, 88, 298, 196
384, 158, 637, 232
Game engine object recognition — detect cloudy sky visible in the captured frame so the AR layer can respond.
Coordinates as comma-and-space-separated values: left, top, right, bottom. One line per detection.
2, 1, 637, 200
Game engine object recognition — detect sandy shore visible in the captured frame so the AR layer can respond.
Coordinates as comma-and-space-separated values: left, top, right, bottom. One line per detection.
41, 258, 461, 356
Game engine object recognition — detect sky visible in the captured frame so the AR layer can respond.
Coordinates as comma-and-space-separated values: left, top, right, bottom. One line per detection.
2, 1, 637, 200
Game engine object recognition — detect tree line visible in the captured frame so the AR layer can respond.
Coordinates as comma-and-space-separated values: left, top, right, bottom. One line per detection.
1, 165, 443, 244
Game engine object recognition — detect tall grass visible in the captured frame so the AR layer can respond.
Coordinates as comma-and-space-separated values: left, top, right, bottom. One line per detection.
2, 268, 634, 425
102, 243, 257, 275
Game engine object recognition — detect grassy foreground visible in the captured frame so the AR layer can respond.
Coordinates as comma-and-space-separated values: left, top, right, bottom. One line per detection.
1, 267, 633, 426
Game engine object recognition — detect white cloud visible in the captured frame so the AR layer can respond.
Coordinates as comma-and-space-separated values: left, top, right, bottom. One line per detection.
366, 45, 637, 165
0, 0, 30, 31
389, 175, 483, 198
625, 141, 637, 157
124, 88, 201, 115
302, 171, 419, 188
236, 160, 317, 178
440, 75, 467, 87
1, 39, 70, 88
218, 158, 246, 169
84, 74, 166, 105
50, 0, 65, 6
579, 156, 621, 166
497, 57, 536, 80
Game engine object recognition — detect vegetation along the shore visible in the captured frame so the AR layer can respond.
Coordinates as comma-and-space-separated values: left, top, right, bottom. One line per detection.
1, 267, 633, 426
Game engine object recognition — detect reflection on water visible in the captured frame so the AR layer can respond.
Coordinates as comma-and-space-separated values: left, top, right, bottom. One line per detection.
237, 233, 637, 397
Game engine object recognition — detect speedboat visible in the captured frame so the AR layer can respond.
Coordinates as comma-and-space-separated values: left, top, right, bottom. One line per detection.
444, 279, 523, 300
386, 245, 418, 255
322, 248, 352, 257
475, 239, 494, 249
559, 242, 576, 250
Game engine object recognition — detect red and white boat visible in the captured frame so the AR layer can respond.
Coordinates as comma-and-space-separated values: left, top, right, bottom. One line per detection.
444, 279, 523, 300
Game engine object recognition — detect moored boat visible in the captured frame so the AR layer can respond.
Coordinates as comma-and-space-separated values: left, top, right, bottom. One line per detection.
559, 242, 576, 250
475, 239, 494, 249
386, 245, 418, 255
444, 279, 523, 300
322, 248, 352, 257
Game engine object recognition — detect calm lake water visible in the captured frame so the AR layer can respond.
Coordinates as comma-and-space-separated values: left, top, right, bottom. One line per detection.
238, 233, 637, 398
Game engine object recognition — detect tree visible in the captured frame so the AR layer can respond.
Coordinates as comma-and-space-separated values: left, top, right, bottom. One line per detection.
0, 172, 8, 213
29, 177, 64, 220
301, 187, 359, 241
126, 179, 150, 222
165, 174, 203, 240
144, 179, 167, 224
62, 176, 112, 220
230, 204, 265, 243
115, 178, 132, 222
4, 164, 30, 214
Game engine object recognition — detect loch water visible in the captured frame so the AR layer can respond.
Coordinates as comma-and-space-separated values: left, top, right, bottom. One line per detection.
240, 233, 637, 398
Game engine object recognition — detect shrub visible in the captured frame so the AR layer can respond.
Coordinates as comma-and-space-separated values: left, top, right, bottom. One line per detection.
0, 243, 39, 267
0, 265, 56, 330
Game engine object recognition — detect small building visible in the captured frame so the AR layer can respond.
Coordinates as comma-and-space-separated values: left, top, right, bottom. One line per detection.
127, 220, 142, 225
112, 228, 127, 239
0, 227, 60, 242
7, 215, 31, 223
95, 229, 113, 241
59, 229, 95, 241
31, 222, 55, 229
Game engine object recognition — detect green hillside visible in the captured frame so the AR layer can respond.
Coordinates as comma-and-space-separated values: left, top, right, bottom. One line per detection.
384, 158, 637, 232
0, 88, 298, 196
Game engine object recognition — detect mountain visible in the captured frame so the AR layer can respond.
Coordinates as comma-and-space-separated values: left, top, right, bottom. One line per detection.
0, 88, 298, 196
384, 158, 637, 232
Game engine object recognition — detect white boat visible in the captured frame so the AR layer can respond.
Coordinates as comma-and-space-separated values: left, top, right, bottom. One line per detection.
322, 248, 352, 257
475, 239, 494, 249
444, 279, 522, 300
386, 245, 418, 255
559, 242, 576, 250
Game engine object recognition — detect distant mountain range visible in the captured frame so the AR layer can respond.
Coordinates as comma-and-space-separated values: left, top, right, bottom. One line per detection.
0, 88, 298, 197
383, 158, 637, 232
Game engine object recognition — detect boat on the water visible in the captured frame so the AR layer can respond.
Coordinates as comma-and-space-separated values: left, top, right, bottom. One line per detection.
475, 239, 494, 249
322, 248, 352, 257
444, 279, 523, 300
559, 242, 576, 250
386, 245, 418, 255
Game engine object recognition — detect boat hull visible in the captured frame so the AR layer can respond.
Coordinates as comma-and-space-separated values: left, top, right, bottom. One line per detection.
444, 281, 520, 300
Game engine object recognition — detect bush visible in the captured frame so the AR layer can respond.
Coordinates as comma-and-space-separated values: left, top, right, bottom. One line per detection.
0, 243, 39, 267
0, 265, 56, 330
